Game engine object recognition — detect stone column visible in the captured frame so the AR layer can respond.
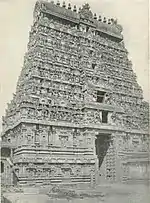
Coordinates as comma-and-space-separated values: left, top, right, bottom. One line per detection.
20, 164, 25, 177
68, 131, 73, 147
93, 135, 97, 156
90, 171, 94, 188
53, 127, 60, 147
10, 166, 14, 186
10, 149, 13, 158
47, 127, 50, 146
93, 133, 100, 185
50, 126, 55, 146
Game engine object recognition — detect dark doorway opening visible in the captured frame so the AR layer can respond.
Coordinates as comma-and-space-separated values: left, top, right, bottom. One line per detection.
92, 63, 96, 69
86, 26, 89, 32
102, 111, 108, 123
1, 161, 4, 173
95, 134, 111, 168
97, 91, 106, 103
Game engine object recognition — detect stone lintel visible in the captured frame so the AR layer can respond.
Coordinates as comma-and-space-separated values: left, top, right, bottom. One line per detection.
82, 102, 124, 113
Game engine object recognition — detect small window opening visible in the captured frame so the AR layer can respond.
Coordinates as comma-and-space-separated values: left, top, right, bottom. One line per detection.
92, 63, 96, 69
36, 124, 39, 130
90, 50, 93, 55
102, 111, 108, 123
86, 26, 89, 32
97, 91, 106, 103
27, 135, 31, 141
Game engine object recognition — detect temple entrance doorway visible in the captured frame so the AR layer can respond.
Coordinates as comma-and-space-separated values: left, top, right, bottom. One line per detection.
95, 134, 111, 169
1, 161, 4, 173
95, 134, 111, 183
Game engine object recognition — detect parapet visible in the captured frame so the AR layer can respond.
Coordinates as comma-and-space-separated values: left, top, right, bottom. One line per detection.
34, 0, 123, 40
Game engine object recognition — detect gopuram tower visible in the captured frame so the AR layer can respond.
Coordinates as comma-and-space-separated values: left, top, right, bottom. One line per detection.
1, 1, 149, 186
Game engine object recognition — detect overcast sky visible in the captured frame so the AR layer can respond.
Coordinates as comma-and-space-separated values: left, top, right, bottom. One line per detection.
0, 0, 149, 131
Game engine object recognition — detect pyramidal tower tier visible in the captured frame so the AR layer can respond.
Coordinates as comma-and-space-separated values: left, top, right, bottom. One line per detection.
1, 1, 149, 186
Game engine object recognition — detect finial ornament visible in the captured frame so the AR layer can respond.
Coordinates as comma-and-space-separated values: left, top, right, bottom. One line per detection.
103, 17, 107, 23
83, 3, 90, 10
78, 7, 81, 13
108, 19, 111, 24
73, 5, 77, 12
111, 18, 117, 25
56, 0, 60, 6
68, 3, 71, 10
80, 3, 93, 19
94, 13, 97, 20
62, 1, 66, 8
98, 15, 102, 21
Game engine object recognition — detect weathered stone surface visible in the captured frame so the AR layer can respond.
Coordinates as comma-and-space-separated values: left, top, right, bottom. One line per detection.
1, 0, 149, 187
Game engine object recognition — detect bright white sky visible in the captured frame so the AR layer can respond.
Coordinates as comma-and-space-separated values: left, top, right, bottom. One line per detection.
0, 0, 149, 131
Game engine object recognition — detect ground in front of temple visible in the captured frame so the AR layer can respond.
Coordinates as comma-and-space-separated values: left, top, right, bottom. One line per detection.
2, 183, 150, 203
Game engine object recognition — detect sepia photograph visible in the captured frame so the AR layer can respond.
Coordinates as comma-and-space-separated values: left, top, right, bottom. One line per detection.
0, 0, 149, 202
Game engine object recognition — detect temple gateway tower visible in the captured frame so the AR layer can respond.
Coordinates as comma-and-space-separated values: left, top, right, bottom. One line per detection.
1, 1, 149, 186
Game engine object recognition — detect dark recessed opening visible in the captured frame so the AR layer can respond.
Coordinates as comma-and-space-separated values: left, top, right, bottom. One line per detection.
36, 124, 39, 130
102, 111, 108, 123
95, 134, 111, 168
97, 91, 106, 103
1, 162, 4, 173
90, 50, 93, 55
92, 63, 96, 69
86, 26, 89, 32
107, 175, 111, 178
